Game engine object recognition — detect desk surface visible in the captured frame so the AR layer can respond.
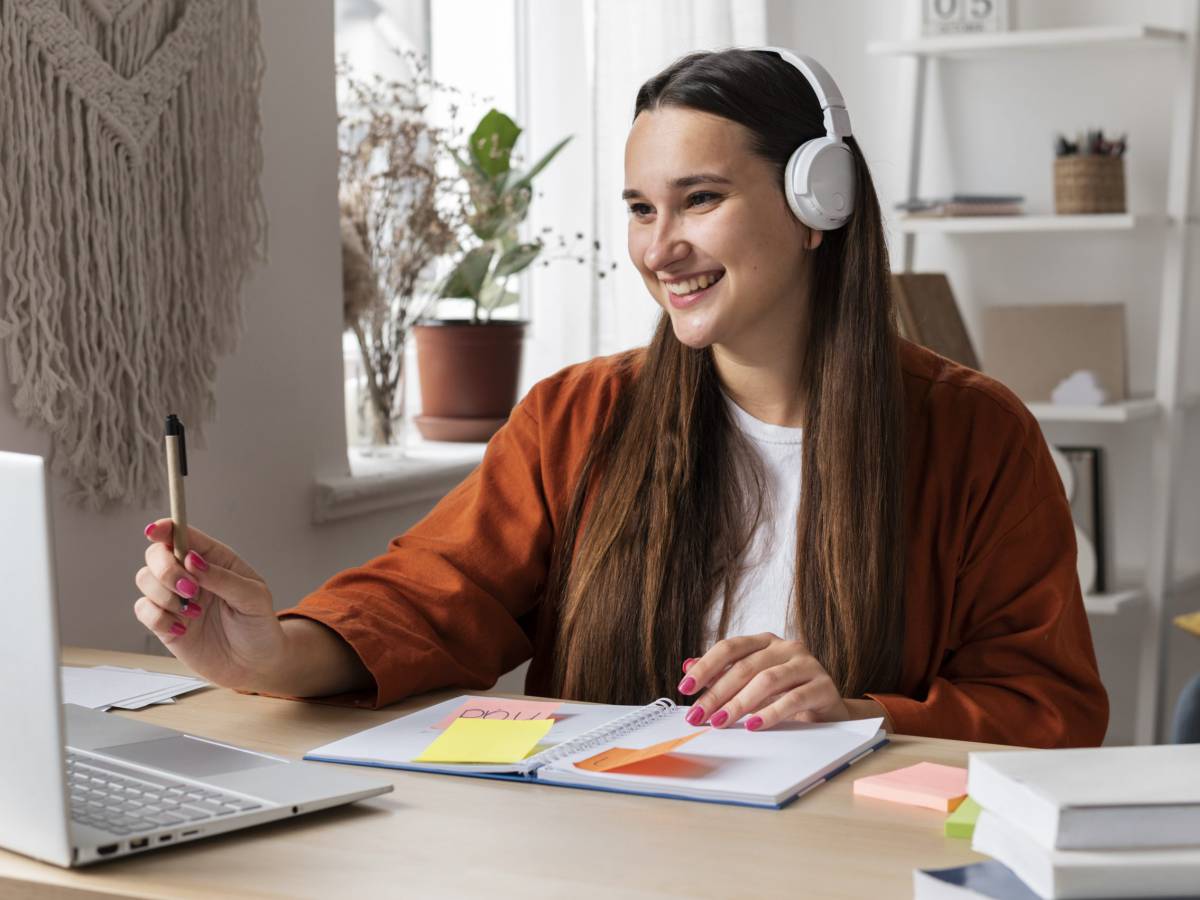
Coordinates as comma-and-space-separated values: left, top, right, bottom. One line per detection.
1, 648, 996, 899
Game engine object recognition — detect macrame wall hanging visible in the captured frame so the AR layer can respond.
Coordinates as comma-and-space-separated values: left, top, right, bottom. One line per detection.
0, 0, 267, 509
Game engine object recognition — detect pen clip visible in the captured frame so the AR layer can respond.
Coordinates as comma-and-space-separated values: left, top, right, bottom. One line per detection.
165, 414, 187, 477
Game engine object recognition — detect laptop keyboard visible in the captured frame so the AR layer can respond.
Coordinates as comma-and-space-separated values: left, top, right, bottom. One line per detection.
67, 751, 264, 836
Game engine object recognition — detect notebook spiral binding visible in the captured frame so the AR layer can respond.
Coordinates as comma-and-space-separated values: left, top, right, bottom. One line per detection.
522, 698, 677, 771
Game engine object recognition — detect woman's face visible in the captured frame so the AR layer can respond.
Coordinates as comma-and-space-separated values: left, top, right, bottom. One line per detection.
623, 106, 820, 354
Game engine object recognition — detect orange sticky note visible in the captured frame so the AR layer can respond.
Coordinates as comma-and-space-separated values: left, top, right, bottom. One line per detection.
434, 697, 562, 730
852, 762, 968, 811
574, 732, 704, 773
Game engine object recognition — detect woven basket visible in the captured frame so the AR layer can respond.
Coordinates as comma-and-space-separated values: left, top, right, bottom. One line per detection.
1054, 155, 1126, 214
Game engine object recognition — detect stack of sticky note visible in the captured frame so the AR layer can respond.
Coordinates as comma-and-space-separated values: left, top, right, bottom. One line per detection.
853, 761, 969, 812
61, 665, 209, 711
414, 697, 561, 765
852, 761, 981, 839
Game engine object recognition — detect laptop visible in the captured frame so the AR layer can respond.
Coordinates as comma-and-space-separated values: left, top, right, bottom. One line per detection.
0, 450, 393, 866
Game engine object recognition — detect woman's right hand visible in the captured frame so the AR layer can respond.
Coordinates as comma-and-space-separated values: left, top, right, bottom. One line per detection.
134, 520, 287, 692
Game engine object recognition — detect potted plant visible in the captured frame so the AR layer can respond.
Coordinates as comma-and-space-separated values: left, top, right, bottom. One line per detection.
412, 109, 570, 442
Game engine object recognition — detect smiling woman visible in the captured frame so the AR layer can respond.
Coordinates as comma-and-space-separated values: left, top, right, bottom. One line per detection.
130, 48, 1109, 750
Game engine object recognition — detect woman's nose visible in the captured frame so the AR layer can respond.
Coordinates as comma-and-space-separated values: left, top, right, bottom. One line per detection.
642, 219, 689, 271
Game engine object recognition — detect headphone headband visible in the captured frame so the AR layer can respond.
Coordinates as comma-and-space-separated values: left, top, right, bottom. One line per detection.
755, 47, 853, 142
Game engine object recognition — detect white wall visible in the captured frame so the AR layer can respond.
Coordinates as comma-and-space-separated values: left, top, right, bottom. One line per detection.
0, 0, 436, 655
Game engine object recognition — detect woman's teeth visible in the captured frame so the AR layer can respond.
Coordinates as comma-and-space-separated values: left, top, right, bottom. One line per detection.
664, 271, 724, 295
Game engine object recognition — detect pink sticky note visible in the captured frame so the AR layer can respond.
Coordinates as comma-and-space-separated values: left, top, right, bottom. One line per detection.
434, 696, 562, 731
852, 762, 968, 812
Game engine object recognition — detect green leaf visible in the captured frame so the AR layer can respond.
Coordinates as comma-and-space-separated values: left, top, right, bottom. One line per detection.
495, 242, 542, 278
469, 110, 521, 179
439, 246, 495, 300
506, 136, 571, 193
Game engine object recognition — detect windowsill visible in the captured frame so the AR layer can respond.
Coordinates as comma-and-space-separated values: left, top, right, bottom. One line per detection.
313, 437, 487, 523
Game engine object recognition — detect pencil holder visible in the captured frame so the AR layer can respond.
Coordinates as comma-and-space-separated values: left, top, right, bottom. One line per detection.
1053, 156, 1126, 214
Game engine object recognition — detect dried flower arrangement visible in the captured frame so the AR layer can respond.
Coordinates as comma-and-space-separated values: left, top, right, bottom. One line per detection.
337, 52, 470, 445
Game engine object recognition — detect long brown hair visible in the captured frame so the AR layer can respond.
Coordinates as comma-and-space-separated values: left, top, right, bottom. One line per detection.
546, 49, 906, 705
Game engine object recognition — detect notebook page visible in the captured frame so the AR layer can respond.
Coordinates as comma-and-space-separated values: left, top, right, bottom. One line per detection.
537, 708, 884, 804
305, 696, 640, 774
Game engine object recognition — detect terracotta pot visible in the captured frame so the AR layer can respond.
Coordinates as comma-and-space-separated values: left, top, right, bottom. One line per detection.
412, 319, 526, 442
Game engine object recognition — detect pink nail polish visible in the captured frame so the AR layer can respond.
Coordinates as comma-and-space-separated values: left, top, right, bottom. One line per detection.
186, 550, 208, 572
175, 577, 197, 599
745, 715, 764, 732
685, 706, 706, 726
710, 710, 729, 728
682, 658, 696, 673
169, 622, 187, 636
678, 676, 696, 695
181, 603, 203, 619
144, 522, 157, 538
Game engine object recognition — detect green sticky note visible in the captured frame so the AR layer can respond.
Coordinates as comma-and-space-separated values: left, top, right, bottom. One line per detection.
944, 796, 982, 839
414, 717, 554, 764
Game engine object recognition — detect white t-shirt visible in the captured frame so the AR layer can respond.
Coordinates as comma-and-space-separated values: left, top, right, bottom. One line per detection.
702, 396, 803, 646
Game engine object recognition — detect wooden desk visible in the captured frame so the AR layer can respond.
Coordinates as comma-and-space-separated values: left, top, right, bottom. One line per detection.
0, 648, 994, 899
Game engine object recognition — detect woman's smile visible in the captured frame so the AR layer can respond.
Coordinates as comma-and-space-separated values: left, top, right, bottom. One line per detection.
662, 269, 725, 309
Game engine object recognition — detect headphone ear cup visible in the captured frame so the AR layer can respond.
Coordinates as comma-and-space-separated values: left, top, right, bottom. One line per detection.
784, 138, 856, 231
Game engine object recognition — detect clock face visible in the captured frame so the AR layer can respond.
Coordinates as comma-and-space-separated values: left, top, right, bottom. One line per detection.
922, 0, 1012, 35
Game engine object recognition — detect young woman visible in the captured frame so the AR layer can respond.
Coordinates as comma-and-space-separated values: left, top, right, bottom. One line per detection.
133, 48, 1108, 747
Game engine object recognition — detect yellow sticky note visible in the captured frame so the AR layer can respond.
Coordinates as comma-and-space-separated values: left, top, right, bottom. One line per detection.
574, 732, 704, 773
414, 717, 553, 764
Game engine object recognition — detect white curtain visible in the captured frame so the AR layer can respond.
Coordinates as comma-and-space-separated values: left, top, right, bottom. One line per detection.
520, 0, 766, 390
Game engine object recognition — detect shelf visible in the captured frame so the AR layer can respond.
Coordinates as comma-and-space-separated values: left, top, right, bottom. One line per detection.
868, 25, 1185, 58
1028, 398, 1160, 424
1084, 586, 1146, 616
892, 213, 1165, 234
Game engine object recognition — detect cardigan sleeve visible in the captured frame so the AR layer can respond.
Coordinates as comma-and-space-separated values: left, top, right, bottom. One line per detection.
868, 493, 1108, 747
275, 393, 552, 709
867, 417, 1109, 748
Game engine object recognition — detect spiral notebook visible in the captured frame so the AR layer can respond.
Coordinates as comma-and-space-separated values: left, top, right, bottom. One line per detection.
304, 695, 887, 809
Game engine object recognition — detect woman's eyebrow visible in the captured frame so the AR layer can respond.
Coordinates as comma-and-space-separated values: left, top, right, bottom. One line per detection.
621, 173, 733, 200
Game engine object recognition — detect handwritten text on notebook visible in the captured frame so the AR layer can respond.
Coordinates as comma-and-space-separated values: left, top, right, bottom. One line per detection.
433, 697, 563, 730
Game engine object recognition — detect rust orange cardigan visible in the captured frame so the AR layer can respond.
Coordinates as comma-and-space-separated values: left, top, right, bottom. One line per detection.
280, 339, 1108, 747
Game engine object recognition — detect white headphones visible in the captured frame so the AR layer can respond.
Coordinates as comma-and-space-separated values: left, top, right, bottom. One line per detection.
754, 47, 856, 231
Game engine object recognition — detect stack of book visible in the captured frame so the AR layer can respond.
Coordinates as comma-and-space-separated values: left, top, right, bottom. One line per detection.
897, 194, 1024, 217
914, 744, 1200, 899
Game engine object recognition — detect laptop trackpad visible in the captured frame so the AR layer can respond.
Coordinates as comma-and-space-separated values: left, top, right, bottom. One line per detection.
99, 734, 280, 778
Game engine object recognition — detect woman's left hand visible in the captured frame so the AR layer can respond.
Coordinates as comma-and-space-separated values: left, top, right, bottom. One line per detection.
678, 632, 884, 731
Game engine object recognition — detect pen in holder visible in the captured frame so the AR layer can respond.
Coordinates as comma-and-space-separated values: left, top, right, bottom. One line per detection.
164, 414, 190, 611
1053, 129, 1127, 215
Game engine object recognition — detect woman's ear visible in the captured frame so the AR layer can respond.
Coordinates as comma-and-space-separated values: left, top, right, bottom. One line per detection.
806, 227, 823, 251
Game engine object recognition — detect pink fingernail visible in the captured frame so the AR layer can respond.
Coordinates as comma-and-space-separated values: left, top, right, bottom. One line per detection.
144, 522, 157, 538
685, 706, 706, 726
710, 710, 729, 728
181, 603, 203, 619
186, 551, 208, 572
175, 577, 197, 599
745, 715, 764, 732
678, 676, 696, 695
682, 658, 696, 673
169, 622, 187, 636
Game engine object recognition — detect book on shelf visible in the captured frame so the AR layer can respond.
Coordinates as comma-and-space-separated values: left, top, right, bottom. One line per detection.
891, 272, 980, 370
304, 695, 887, 809
967, 744, 1200, 850
897, 194, 1025, 217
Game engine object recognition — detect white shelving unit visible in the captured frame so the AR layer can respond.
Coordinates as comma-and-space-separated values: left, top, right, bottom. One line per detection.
871, 18, 1199, 743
